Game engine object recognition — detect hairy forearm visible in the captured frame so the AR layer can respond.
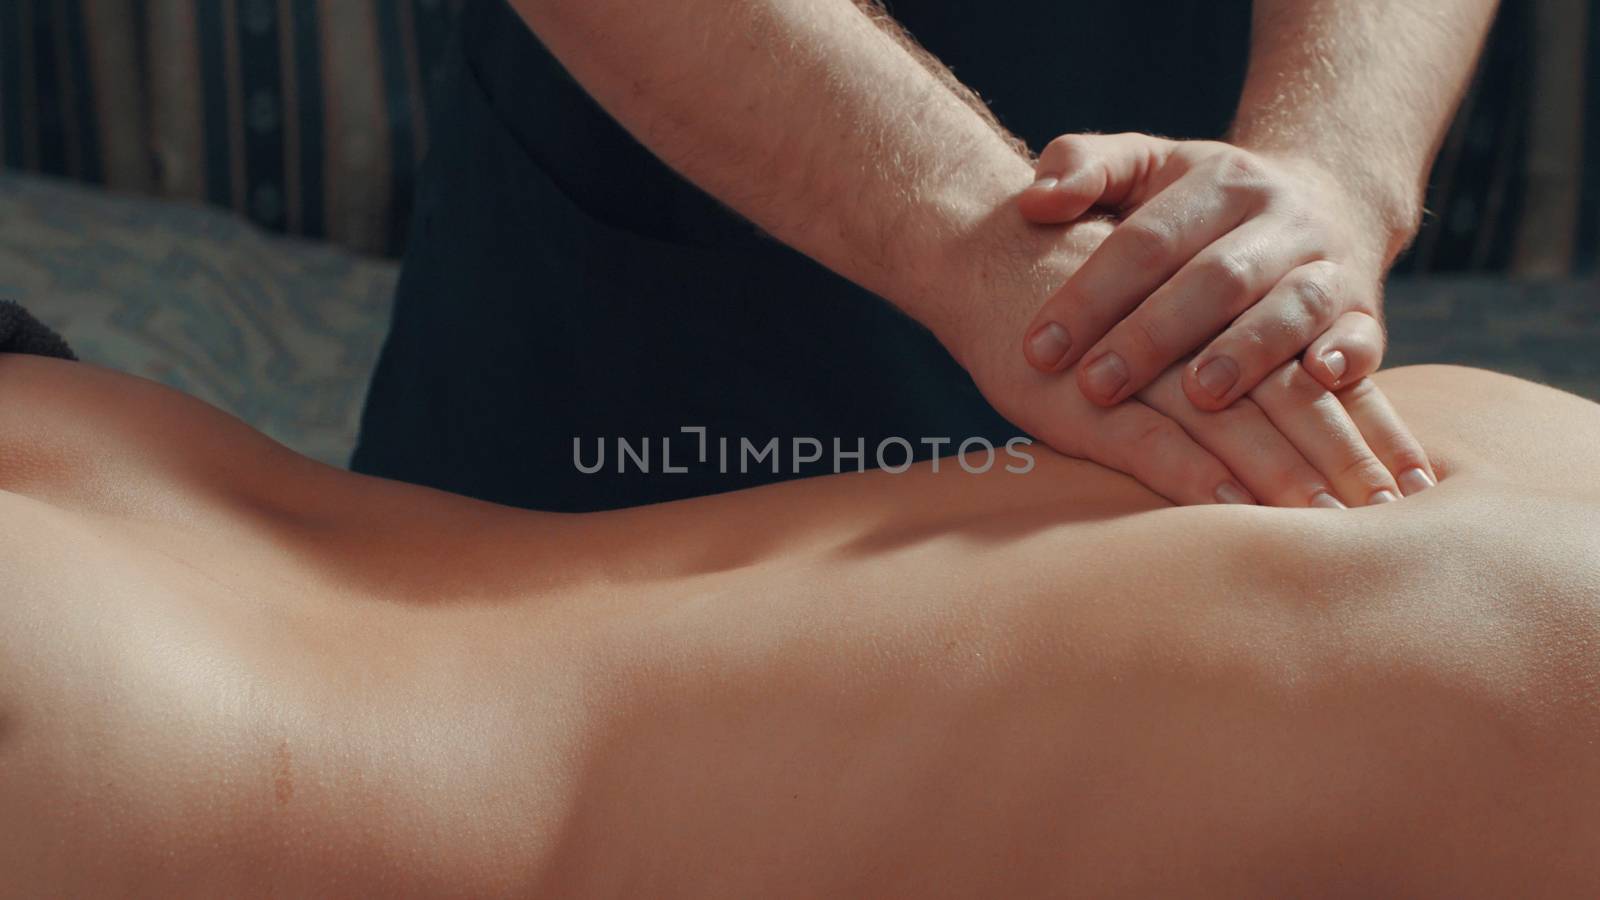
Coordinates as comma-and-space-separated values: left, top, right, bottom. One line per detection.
507, 0, 1037, 348
1229, 0, 1498, 262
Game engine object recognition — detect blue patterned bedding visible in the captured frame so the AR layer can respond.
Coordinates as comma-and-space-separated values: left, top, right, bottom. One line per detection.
0, 172, 396, 465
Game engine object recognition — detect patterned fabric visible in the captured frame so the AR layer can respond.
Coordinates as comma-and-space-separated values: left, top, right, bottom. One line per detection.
0, 171, 398, 464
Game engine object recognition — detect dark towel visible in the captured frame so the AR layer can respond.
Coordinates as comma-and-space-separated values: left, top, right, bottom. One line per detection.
0, 301, 76, 361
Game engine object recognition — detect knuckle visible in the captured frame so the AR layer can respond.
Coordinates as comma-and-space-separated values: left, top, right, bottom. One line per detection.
1385, 442, 1431, 474
1125, 312, 1174, 361
1157, 443, 1222, 495
1335, 454, 1394, 490
1220, 148, 1266, 181
1114, 221, 1175, 266
1201, 251, 1256, 297
1290, 267, 1341, 323
1044, 134, 1090, 167
1282, 206, 1318, 233
1125, 416, 1186, 458
1214, 149, 1273, 196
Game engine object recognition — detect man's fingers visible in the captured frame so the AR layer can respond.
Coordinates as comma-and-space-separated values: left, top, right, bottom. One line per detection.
1018, 133, 1178, 223
1304, 310, 1385, 392
1136, 366, 1336, 508
1181, 260, 1352, 410
1249, 360, 1403, 507
1022, 166, 1254, 377
1074, 399, 1255, 506
1074, 215, 1319, 406
1335, 377, 1438, 495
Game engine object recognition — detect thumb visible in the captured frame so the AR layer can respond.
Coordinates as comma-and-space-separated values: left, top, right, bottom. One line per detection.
1017, 132, 1175, 224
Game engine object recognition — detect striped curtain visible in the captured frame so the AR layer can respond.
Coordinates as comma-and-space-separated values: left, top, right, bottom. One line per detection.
2, 0, 1597, 272
148, 0, 460, 256
1, 0, 461, 258
0, 0, 149, 190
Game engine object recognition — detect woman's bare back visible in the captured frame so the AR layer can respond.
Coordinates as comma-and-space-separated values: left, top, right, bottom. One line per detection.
1, 356, 1597, 895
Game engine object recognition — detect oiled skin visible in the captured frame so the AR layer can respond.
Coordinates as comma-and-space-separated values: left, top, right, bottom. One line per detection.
0, 355, 1597, 896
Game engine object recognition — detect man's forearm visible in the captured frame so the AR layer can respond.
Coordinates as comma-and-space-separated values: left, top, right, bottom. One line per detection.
1228, 0, 1498, 263
509, 0, 1038, 350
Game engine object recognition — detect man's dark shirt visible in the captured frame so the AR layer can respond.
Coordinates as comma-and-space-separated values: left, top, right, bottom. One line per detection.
351, 0, 1251, 511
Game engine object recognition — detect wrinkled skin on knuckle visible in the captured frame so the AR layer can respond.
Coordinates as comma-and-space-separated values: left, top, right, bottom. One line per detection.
1211, 148, 1276, 203
1280, 205, 1320, 236
1102, 415, 1197, 484
1115, 221, 1176, 270
1128, 415, 1185, 456
1125, 312, 1175, 363
1334, 454, 1395, 493
1205, 251, 1258, 301
1290, 269, 1341, 328
1385, 442, 1431, 475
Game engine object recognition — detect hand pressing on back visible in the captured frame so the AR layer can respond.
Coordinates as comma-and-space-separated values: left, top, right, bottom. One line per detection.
949, 217, 1435, 510
1009, 133, 1438, 503
1018, 133, 1394, 413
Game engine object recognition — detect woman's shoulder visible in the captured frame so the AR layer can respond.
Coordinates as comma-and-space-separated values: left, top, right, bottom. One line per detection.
0, 354, 334, 525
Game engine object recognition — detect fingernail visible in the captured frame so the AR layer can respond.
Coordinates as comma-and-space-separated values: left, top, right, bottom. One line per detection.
1321, 350, 1348, 383
1310, 492, 1346, 509
1026, 321, 1072, 369
1083, 352, 1129, 400
1031, 176, 1059, 191
1397, 467, 1435, 495
1369, 490, 1399, 505
1214, 482, 1254, 505
1194, 356, 1240, 399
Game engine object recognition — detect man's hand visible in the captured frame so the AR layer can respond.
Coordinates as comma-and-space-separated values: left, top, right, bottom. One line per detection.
511, 0, 1465, 505
954, 217, 1435, 508
1016, 134, 1390, 411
